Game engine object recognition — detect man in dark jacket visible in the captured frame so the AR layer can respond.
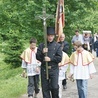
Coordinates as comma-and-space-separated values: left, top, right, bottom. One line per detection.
58, 33, 69, 53
58, 33, 69, 90
94, 37, 98, 57
36, 27, 62, 98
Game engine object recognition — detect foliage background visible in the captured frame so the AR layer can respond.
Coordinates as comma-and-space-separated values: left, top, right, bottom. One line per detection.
0, 0, 98, 97
0, 0, 98, 67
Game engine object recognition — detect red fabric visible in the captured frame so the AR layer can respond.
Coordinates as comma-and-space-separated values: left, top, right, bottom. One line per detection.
55, 0, 65, 42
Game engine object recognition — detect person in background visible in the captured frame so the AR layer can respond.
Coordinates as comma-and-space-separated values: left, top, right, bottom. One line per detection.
58, 33, 69, 53
71, 30, 84, 52
71, 30, 84, 45
89, 33, 93, 53
36, 27, 62, 98
92, 33, 97, 51
69, 41, 96, 98
20, 38, 41, 98
82, 31, 93, 53
58, 33, 69, 90
83, 32, 90, 51
94, 37, 98, 57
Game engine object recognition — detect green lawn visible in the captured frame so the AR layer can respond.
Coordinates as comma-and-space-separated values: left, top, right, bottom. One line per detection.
0, 53, 27, 98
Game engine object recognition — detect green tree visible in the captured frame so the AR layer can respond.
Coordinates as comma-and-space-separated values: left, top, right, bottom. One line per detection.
3, 31, 24, 68
0, 0, 98, 67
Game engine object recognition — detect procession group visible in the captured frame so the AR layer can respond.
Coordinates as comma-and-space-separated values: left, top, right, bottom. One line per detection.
20, 27, 97, 98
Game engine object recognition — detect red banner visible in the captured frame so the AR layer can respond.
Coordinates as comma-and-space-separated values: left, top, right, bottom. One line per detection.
55, 0, 65, 42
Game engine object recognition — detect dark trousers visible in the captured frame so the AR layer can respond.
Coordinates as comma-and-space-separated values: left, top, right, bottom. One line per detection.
96, 48, 98, 57
62, 79, 67, 86
41, 68, 59, 98
62, 73, 67, 86
28, 75, 40, 97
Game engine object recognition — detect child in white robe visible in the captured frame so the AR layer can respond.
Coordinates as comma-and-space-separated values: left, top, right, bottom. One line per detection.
20, 38, 41, 98
69, 41, 96, 98
58, 51, 69, 98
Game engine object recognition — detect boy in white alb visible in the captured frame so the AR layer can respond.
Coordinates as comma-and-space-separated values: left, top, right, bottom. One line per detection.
69, 41, 96, 98
20, 38, 41, 98
58, 51, 69, 98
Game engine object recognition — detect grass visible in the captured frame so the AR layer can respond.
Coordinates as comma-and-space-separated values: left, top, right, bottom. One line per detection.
0, 52, 27, 98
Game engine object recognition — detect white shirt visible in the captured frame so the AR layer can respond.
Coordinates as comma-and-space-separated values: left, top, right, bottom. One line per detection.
59, 64, 68, 80
72, 34, 84, 44
21, 51, 41, 76
70, 53, 96, 79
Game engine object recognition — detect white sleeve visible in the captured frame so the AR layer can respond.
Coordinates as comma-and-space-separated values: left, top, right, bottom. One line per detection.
70, 64, 74, 74
88, 62, 96, 74
62, 64, 69, 72
21, 60, 27, 68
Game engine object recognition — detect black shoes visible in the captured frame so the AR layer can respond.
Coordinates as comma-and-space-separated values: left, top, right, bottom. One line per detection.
63, 85, 67, 90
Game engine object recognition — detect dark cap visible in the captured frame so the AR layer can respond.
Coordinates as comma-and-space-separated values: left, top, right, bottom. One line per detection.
47, 27, 55, 35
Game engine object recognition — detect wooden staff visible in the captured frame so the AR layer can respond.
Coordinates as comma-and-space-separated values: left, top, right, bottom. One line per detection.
35, 8, 54, 79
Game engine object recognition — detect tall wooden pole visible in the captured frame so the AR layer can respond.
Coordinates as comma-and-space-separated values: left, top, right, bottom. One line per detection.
35, 8, 54, 79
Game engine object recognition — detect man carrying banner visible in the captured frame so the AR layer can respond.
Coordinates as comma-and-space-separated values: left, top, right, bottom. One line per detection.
36, 27, 62, 98
55, 0, 65, 42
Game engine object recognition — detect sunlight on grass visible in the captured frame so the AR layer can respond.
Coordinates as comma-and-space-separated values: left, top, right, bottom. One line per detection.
0, 70, 28, 98
0, 52, 28, 98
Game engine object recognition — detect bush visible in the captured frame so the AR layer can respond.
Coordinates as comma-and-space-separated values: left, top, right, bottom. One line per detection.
3, 31, 24, 68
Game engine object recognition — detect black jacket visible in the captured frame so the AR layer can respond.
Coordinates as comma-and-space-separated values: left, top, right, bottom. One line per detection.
58, 41, 69, 53
94, 40, 98, 49
36, 41, 62, 69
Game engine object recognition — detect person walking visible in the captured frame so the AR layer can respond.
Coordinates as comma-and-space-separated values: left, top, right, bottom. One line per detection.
69, 41, 96, 98
71, 30, 84, 52
20, 38, 41, 98
94, 37, 98, 57
58, 33, 69, 90
71, 30, 84, 45
58, 51, 69, 98
36, 27, 62, 98
83, 32, 90, 51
